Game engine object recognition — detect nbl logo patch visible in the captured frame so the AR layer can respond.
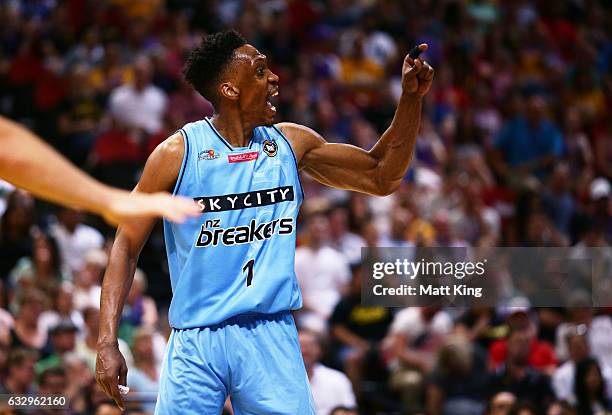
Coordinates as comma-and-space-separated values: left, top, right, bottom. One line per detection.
262, 140, 278, 157
198, 149, 220, 161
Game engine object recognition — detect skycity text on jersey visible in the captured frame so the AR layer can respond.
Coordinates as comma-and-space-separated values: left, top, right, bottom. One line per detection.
194, 186, 294, 213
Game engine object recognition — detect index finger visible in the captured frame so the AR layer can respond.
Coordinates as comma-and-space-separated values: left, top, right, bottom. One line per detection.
101, 374, 125, 411
406, 43, 429, 65
109, 384, 125, 412
156, 195, 201, 223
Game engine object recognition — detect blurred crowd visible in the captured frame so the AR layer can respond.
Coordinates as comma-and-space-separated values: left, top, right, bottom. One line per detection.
1, 0, 611, 414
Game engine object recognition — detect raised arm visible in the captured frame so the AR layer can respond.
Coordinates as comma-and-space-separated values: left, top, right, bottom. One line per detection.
0, 116, 198, 231
95, 132, 185, 410
279, 44, 434, 196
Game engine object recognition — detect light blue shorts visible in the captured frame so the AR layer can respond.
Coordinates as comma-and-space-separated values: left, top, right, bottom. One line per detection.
154, 311, 315, 414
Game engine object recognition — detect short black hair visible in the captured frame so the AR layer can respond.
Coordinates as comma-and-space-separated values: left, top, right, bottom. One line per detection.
183, 30, 247, 107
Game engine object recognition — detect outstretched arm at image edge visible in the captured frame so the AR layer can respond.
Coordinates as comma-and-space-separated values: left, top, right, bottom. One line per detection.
0, 117, 198, 226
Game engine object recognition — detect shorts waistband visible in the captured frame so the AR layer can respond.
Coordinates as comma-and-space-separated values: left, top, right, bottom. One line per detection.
172, 310, 291, 331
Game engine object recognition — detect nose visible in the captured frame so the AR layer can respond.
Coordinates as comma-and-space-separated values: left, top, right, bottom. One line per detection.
268, 70, 279, 85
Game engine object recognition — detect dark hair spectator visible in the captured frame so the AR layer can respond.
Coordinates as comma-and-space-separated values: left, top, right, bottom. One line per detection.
574, 357, 611, 415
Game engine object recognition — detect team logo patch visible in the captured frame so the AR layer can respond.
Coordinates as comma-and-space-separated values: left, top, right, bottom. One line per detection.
262, 140, 278, 157
198, 149, 220, 161
228, 152, 258, 163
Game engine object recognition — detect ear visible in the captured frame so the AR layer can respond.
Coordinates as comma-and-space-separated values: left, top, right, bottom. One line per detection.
220, 82, 240, 101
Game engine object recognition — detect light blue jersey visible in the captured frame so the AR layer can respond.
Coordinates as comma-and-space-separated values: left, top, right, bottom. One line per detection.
163, 117, 304, 329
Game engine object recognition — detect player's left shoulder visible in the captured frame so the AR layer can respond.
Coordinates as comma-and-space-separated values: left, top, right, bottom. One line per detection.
274, 122, 324, 164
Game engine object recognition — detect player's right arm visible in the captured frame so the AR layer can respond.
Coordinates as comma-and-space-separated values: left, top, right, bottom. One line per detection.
95, 132, 185, 411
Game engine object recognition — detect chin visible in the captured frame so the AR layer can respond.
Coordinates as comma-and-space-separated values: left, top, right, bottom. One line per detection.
261, 115, 276, 127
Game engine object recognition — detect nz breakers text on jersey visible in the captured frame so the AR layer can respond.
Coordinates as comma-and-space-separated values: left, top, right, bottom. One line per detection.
163, 118, 304, 329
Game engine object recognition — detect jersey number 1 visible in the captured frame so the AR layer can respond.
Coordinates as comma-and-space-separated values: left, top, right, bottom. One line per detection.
243, 259, 255, 287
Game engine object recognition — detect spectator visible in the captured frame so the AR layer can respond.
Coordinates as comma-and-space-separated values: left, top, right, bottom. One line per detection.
425, 335, 489, 415
556, 295, 612, 370
38, 282, 84, 337
295, 212, 350, 333
338, 32, 384, 87
73, 249, 106, 311
36, 320, 78, 373
0, 348, 38, 394
29, 367, 70, 415
486, 392, 517, 415
0, 190, 34, 281
454, 307, 506, 350
122, 268, 158, 330
384, 306, 453, 412
299, 329, 356, 415
328, 204, 366, 265
492, 95, 564, 181
574, 357, 611, 415
63, 353, 94, 413
489, 308, 558, 375
49, 208, 104, 275
9, 232, 69, 297
38, 366, 67, 395
553, 325, 612, 405
329, 263, 392, 395
108, 55, 167, 135
486, 325, 555, 412
127, 327, 159, 414
87, 42, 134, 97
10, 289, 48, 351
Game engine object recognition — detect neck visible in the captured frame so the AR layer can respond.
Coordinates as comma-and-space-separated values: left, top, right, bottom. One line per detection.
211, 111, 257, 148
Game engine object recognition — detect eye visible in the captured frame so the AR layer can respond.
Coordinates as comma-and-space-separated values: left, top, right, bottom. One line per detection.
257, 67, 265, 76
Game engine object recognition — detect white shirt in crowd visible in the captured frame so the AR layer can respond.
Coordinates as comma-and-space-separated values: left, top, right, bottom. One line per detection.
109, 84, 167, 134
389, 307, 454, 339
309, 363, 356, 415
50, 223, 104, 274
387, 307, 453, 370
73, 285, 102, 312
295, 245, 350, 319
553, 359, 612, 404
556, 316, 612, 370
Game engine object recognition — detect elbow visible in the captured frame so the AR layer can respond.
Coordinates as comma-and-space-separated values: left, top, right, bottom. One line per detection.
373, 180, 400, 197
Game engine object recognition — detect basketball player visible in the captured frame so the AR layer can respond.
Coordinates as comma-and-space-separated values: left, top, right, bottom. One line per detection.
96, 30, 433, 413
0, 116, 200, 232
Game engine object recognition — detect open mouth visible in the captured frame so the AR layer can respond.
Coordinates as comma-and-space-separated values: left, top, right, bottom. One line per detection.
266, 89, 279, 113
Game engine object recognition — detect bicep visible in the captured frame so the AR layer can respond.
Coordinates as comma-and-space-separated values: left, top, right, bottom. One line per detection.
278, 122, 383, 194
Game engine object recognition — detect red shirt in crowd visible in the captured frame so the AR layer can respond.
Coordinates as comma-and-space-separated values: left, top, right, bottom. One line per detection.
489, 338, 558, 371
